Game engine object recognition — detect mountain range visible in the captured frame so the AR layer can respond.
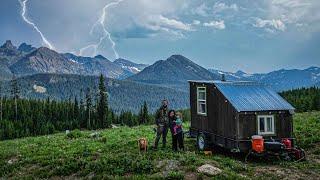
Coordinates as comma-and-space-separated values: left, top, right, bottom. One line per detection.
0, 40, 319, 112
208, 67, 320, 91
0, 40, 148, 81
127, 54, 320, 92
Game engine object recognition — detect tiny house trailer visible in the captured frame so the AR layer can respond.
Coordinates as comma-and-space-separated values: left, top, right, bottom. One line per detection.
189, 80, 305, 160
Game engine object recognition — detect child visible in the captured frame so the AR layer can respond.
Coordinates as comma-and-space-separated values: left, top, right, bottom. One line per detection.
173, 112, 183, 135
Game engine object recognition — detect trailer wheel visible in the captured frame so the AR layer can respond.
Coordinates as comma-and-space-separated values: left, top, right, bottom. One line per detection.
197, 133, 208, 151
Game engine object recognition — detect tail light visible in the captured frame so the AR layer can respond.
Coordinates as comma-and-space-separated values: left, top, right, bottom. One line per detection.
281, 138, 292, 149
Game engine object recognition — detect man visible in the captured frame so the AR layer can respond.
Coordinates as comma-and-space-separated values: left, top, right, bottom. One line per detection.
153, 99, 169, 149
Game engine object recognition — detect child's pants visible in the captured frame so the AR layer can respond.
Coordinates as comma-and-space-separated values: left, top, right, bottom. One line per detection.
172, 132, 184, 151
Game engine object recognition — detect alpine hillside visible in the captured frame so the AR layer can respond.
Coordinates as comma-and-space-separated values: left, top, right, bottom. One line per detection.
0, 73, 189, 113
127, 54, 219, 91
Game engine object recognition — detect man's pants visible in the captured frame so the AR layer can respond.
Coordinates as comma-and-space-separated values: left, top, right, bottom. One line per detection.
154, 125, 168, 148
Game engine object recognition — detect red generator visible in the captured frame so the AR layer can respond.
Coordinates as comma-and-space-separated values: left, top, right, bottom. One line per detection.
249, 136, 305, 160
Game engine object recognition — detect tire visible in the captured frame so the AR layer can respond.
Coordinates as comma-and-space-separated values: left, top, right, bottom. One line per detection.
297, 148, 306, 161
197, 133, 208, 151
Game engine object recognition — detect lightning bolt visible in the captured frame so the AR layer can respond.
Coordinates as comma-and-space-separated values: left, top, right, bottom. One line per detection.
19, 0, 54, 50
80, 0, 123, 58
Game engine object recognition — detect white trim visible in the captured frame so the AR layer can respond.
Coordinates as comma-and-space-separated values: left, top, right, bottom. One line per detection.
197, 87, 207, 116
257, 115, 275, 135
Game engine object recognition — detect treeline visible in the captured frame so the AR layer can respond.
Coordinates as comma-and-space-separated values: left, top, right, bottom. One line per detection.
280, 87, 320, 112
0, 74, 191, 140
0, 75, 153, 140
0, 99, 153, 140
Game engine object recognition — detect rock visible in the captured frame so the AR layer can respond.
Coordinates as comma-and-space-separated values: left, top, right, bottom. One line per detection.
197, 164, 222, 176
18, 43, 36, 53
7, 159, 13, 164
33, 84, 47, 93
90, 132, 100, 138
0, 40, 20, 56
111, 124, 119, 129
156, 160, 180, 177
1, 40, 16, 50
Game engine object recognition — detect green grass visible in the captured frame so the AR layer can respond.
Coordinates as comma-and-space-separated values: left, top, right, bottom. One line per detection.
0, 112, 320, 179
293, 111, 320, 148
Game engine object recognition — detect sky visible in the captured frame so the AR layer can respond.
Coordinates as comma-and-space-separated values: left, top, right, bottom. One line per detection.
0, 0, 319, 73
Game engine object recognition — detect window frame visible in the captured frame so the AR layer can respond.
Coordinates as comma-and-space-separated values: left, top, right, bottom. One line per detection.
197, 86, 207, 116
257, 115, 275, 135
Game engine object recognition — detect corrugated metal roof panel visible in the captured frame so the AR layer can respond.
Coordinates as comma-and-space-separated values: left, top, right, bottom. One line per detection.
213, 81, 295, 112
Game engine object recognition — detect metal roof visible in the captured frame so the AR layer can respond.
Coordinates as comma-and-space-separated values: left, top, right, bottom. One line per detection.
210, 81, 295, 112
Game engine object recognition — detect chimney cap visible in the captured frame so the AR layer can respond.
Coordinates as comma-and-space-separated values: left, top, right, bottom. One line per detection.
221, 74, 226, 81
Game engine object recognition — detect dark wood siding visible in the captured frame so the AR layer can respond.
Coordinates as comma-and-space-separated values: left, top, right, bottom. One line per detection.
211, 84, 238, 138
238, 111, 293, 139
189, 82, 238, 138
277, 112, 293, 138
190, 82, 209, 132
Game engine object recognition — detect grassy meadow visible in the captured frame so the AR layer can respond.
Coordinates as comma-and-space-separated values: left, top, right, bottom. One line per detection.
0, 111, 319, 179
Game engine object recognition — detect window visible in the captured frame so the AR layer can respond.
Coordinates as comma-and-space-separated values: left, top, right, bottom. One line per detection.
257, 115, 275, 135
197, 87, 207, 115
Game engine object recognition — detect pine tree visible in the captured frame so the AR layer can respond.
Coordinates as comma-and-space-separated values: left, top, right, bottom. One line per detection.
79, 89, 85, 128
0, 81, 3, 122
45, 97, 51, 122
120, 110, 124, 125
107, 110, 113, 126
138, 105, 143, 125
10, 76, 20, 121
142, 101, 149, 124
110, 110, 115, 124
74, 96, 79, 128
97, 74, 108, 128
93, 91, 99, 129
85, 88, 92, 129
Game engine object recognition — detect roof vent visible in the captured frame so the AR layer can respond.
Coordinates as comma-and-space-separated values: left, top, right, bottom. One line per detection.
221, 74, 226, 82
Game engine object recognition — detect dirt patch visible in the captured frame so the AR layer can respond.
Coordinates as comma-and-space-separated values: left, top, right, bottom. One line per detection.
184, 172, 197, 180
312, 157, 320, 164
86, 172, 95, 179
254, 165, 320, 180
51, 173, 80, 180
306, 144, 320, 165
91, 152, 101, 161
15, 164, 41, 177
7, 155, 21, 165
